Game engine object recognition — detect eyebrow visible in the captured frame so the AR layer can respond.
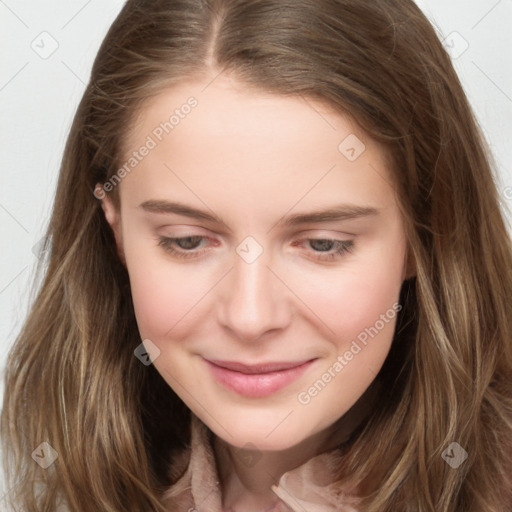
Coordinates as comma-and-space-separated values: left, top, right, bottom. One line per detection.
138, 199, 379, 227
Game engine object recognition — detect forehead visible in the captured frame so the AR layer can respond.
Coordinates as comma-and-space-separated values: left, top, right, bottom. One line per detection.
118, 75, 398, 216
126, 74, 362, 154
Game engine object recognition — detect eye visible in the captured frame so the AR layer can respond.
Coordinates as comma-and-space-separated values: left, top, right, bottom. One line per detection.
295, 238, 354, 262
157, 236, 210, 259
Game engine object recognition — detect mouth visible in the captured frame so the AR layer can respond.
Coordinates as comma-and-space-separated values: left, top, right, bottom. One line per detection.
204, 357, 317, 397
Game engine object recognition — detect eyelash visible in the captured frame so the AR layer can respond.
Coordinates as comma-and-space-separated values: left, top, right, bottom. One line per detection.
157, 235, 354, 262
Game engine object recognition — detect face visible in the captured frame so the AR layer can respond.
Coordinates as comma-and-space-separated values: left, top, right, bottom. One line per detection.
100, 73, 409, 451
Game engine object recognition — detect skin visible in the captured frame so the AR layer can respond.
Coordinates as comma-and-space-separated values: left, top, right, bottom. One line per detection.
100, 72, 410, 511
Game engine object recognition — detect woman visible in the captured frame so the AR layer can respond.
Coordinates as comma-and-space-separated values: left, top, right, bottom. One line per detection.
2, 1, 512, 511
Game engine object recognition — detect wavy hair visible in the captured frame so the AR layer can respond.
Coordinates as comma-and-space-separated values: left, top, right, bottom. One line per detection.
2, 0, 512, 510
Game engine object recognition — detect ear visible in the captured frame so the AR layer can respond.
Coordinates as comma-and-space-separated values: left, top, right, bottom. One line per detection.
96, 184, 126, 264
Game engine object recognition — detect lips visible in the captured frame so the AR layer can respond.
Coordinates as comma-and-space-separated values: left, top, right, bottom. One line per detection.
206, 359, 313, 374
204, 357, 316, 397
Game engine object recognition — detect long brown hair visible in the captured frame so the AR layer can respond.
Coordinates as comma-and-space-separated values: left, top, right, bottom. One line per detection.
2, 1, 512, 510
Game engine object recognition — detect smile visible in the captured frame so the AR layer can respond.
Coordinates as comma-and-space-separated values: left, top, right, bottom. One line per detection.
204, 358, 316, 397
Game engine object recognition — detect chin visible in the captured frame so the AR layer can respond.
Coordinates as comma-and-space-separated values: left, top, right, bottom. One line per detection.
207, 413, 315, 452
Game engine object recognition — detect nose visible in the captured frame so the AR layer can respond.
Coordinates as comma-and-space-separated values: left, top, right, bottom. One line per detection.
217, 247, 291, 342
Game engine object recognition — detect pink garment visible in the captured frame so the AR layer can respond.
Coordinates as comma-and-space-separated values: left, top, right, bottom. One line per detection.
162, 414, 361, 512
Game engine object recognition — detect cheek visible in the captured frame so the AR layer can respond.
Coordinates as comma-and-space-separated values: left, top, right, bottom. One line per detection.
123, 238, 212, 341
340, 272, 400, 342
294, 264, 402, 425
294, 253, 404, 344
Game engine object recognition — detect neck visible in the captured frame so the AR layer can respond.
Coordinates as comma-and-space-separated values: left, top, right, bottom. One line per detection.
214, 425, 339, 508
213, 382, 380, 512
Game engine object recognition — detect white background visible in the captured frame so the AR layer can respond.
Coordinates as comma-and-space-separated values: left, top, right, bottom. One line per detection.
1, 0, 511, 499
